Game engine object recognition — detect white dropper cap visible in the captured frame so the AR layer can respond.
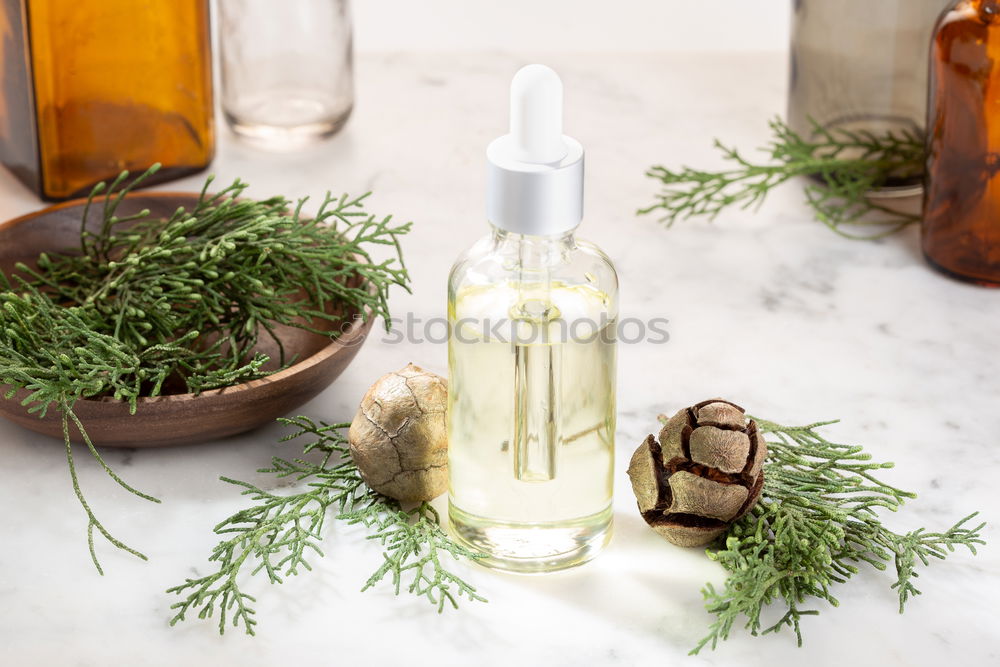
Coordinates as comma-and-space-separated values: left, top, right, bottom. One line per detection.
486, 64, 584, 235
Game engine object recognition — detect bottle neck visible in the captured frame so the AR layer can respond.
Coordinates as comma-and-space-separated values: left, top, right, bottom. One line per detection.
490, 225, 575, 266
490, 224, 576, 255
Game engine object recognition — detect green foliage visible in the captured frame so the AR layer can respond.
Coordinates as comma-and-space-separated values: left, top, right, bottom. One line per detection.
640, 118, 925, 239
0, 167, 410, 573
686, 417, 985, 654
167, 417, 486, 635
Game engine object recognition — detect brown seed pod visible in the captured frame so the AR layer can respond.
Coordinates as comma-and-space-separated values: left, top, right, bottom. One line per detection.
348, 363, 449, 502
627, 399, 766, 547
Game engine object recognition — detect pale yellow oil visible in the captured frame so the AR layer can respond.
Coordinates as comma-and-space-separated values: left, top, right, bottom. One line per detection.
447, 280, 615, 572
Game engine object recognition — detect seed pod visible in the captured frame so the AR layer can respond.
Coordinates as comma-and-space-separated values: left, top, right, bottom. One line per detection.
348, 363, 449, 502
627, 399, 766, 547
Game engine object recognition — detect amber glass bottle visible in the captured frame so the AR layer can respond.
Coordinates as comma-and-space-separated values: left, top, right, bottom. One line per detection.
924, 0, 1000, 285
0, 0, 214, 200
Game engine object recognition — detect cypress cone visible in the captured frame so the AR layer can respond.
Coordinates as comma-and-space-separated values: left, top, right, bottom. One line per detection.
627, 399, 766, 547
348, 363, 449, 502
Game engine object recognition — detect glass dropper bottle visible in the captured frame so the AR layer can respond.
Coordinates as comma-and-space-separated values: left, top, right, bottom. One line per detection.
447, 65, 618, 573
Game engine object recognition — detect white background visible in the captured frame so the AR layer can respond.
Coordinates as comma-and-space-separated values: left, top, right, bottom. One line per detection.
353, 0, 790, 53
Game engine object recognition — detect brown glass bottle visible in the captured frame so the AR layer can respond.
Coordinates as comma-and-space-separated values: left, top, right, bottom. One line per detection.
924, 0, 1000, 285
0, 0, 214, 200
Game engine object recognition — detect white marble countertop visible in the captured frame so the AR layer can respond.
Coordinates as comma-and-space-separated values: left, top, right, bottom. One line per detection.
0, 51, 996, 667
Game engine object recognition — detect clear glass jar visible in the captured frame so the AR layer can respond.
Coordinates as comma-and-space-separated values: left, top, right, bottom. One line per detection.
218, 0, 354, 149
787, 0, 949, 193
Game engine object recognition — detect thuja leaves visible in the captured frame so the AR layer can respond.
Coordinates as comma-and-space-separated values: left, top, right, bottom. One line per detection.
0, 166, 411, 573
640, 118, 925, 239
22, 165, 411, 382
689, 417, 985, 654
167, 417, 486, 635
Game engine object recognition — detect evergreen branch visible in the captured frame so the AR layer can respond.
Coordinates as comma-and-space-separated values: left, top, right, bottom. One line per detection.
885, 513, 984, 613
346, 499, 488, 612
0, 291, 163, 572
687, 417, 985, 654
167, 417, 486, 635
61, 408, 152, 575
640, 117, 925, 239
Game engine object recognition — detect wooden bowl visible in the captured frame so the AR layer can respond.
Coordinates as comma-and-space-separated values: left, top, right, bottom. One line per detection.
0, 192, 373, 447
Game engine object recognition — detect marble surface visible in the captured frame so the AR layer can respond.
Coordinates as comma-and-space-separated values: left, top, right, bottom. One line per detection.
0, 51, 997, 667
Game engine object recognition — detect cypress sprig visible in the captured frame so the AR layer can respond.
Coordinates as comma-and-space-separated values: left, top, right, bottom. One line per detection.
0, 167, 411, 573
640, 118, 925, 239
167, 417, 486, 635
688, 417, 985, 654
